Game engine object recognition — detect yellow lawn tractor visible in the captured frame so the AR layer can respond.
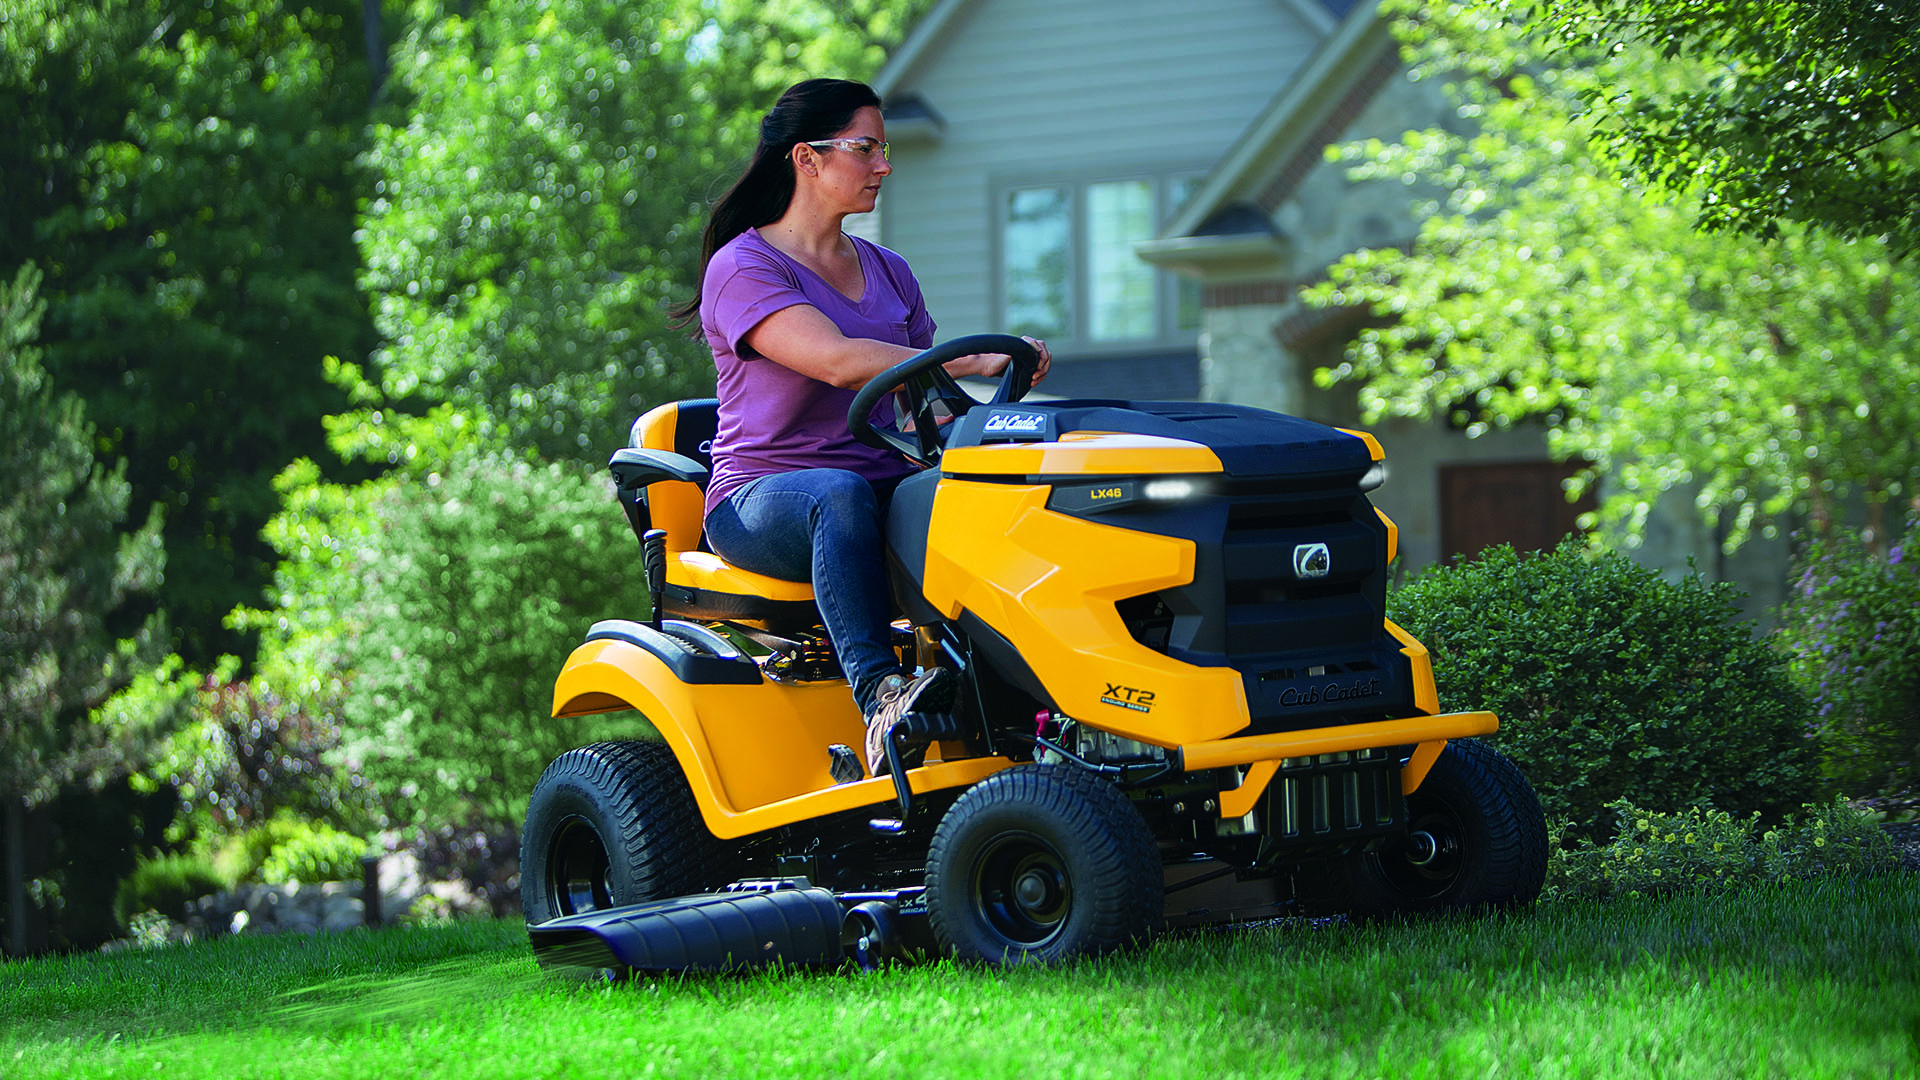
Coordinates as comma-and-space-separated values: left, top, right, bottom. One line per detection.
521, 335, 1546, 973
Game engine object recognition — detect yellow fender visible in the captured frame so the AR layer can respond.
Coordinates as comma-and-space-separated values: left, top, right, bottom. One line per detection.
551, 637, 1012, 840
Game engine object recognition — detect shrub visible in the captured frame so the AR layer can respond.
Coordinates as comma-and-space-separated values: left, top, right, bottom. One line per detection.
258, 822, 369, 885
1546, 797, 1899, 902
210, 814, 326, 884
113, 853, 227, 928
138, 667, 377, 844
257, 450, 650, 826
1774, 518, 1920, 806
1389, 539, 1822, 839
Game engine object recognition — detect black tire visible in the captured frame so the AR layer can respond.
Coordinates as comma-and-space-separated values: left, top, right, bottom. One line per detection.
926, 764, 1163, 965
520, 740, 738, 927
1337, 738, 1548, 919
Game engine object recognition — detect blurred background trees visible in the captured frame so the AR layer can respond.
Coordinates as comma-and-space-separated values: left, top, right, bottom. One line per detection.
1526, 0, 1920, 254
1, 264, 179, 955
1, 0, 376, 667
2, 0, 933, 953
1308, 0, 1920, 555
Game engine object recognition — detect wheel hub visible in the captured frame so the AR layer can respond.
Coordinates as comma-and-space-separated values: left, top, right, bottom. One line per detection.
972, 834, 1073, 947
1375, 804, 1468, 900
1406, 830, 1440, 866
1015, 867, 1060, 911
549, 816, 613, 916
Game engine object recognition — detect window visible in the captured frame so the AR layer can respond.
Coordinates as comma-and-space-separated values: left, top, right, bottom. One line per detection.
999, 173, 1203, 347
1087, 180, 1154, 341
1004, 187, 1071, 338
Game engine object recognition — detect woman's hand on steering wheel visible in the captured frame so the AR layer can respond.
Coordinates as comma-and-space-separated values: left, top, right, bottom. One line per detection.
943, 336, 1051, 387
847, 334, 1045, 467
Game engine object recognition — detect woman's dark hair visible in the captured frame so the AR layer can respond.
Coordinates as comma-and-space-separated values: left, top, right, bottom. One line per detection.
669, 78, 882, 328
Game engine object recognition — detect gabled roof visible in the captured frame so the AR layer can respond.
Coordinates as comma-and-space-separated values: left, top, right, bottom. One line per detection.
872, 0, 973, 99
1138, 0, 1398, 263
874, 0, 1359, 100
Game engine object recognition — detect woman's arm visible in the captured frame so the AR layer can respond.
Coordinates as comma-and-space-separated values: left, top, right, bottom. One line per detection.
742, 304, 1048, 389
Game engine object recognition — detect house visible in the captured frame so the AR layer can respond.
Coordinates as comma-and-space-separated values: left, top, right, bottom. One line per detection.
868, 0, 1791, 612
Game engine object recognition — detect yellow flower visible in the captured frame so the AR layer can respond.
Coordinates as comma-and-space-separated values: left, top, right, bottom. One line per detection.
1815, 837, 1826, 848
1637, 818, 1651, 831
1685, 833, 1697, 844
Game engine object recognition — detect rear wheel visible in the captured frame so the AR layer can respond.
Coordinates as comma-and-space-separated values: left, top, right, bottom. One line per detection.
520, 740, 738, 926
1337, 738, 1547, 919
926, 764, 1162, 965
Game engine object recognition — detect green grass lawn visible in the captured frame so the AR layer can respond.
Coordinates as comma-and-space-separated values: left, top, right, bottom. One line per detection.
5, 874, 1918, 1079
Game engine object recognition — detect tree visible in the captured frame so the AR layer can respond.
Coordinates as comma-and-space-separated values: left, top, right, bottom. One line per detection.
350, 0, 729, 467
1, 264, 170, 955
1523, 0, 1920, 254
250, 0, 935, 827
344, 0, 936, 469
0, 0, 376, 665
1308, 0, 1920, 551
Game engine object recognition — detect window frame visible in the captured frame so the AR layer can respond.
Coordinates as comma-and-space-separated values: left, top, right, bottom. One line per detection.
992, 169, 1207, 353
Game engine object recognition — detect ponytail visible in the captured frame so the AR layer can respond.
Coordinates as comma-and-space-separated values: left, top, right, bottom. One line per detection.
670, 78, 882, 330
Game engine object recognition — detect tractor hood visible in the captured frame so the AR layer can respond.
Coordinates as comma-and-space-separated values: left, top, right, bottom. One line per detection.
941, 400, 1377, 483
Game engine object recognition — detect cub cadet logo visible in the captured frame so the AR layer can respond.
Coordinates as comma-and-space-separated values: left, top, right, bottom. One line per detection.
983, 412, 1047, 434
1091, 486, 1125, 500
1101, 682, 1155, 713
1278, 677, 1383, 708
1292, 542, 1332, 579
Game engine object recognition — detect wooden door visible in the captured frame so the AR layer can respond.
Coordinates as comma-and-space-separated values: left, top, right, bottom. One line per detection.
1439, 461, 1595, 562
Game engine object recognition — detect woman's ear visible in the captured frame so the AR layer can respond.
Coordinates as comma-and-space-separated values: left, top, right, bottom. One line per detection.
791, 143, 819, 178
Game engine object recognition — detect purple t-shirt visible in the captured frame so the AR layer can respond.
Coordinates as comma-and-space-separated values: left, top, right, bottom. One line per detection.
700, 228, 936, 516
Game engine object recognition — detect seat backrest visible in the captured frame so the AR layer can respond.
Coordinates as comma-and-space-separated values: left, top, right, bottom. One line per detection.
631, 399, 719, 553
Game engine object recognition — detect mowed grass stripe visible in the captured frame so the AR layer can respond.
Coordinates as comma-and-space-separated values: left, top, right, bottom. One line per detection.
4, 874, 1916, 1079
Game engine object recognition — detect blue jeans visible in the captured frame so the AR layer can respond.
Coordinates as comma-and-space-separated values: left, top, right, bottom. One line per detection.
704, 469, 907, 715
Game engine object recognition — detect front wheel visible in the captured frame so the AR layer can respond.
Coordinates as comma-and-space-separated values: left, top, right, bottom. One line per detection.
1337, 738, 1547, 919
926, 764, 1162, 965
520, 740, 738, 927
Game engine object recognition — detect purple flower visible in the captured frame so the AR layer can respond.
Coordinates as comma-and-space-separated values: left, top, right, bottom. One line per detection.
1891, 546, 1904, 565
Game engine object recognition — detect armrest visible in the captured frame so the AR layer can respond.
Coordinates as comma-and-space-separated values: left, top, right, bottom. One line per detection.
609, 448, 709, 492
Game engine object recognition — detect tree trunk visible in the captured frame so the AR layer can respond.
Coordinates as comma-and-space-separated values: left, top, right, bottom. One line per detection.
363, 0, 387, 103
5, 795, 24, 958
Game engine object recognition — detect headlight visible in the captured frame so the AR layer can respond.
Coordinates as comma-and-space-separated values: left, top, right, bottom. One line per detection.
1142, 478, 1201, 501
1046, 476, 1213, 516
1360, 460, 1389, 492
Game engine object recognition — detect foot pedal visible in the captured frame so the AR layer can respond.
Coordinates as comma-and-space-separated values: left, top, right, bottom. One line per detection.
895, 711, 964, 743
827, 744, 863, 785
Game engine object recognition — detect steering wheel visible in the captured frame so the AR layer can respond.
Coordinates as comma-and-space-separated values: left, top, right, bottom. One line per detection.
847, 334, 1042, 467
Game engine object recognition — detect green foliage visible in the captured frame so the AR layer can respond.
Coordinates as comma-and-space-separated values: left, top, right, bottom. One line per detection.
136, 667, 379, 844
209, 814, 312, 884
350, 0, 724, 467
347, 0, 935, 469
111, 853, 226, 927
0, 0, 374, 664
1546, 797, 1901, 902
1311, 0, 1920, 551
1, 263, 170, 807
249, 451, 650, 825
1524, 0, 1920, 253
1775, 518, 1920, 803
257, 822, 368, 885
1388, 539, 1821, 838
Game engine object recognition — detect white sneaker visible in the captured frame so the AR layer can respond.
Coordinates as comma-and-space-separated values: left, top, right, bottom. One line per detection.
863, 668, 956, 777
